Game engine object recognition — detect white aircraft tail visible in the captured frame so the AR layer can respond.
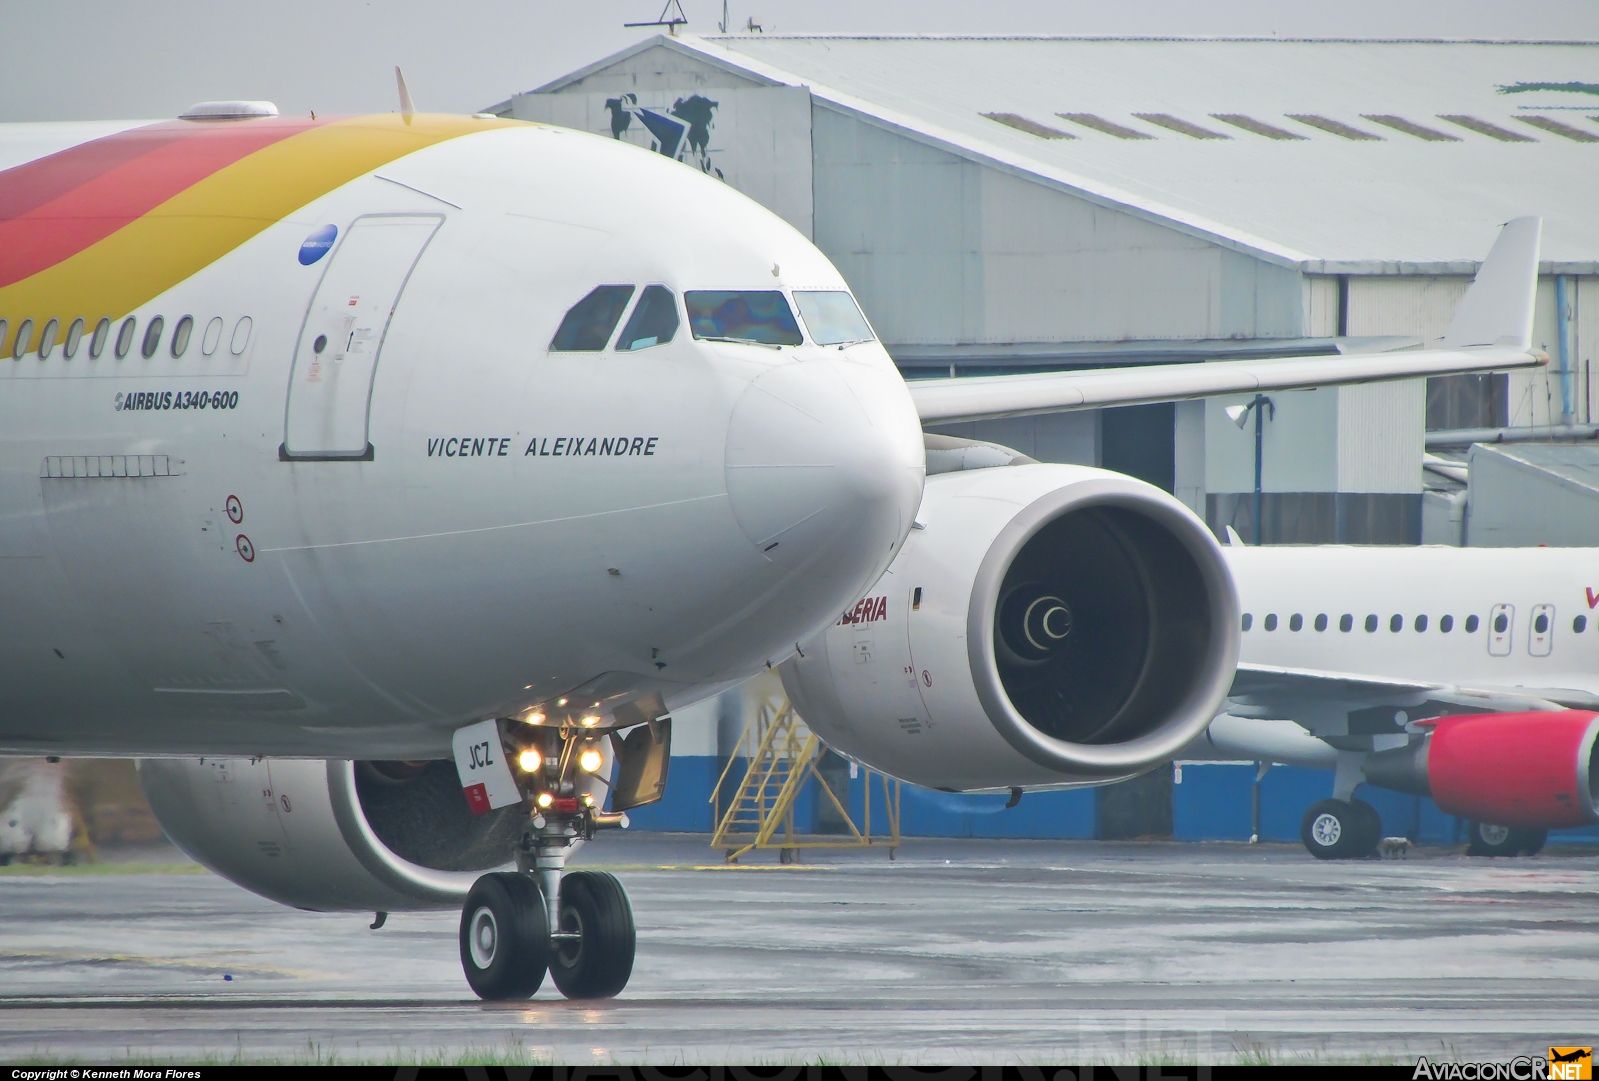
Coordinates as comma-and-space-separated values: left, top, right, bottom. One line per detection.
1441, 216, 1542, 351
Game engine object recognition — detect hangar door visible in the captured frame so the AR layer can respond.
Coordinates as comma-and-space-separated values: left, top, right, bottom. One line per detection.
283, 214, 443, 460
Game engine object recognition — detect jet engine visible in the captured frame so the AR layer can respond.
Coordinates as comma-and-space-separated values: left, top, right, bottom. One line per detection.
780, 461, 1239, 791
1364, 710, 1599, 828
137, 757, 526, 911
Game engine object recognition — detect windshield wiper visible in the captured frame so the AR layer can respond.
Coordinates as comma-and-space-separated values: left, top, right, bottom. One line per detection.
694, 335, 784, 349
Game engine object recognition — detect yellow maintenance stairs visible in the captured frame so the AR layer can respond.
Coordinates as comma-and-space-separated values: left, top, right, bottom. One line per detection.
709, 698, 900, 863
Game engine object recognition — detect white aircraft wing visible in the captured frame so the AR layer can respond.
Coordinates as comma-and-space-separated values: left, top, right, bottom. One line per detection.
910, 217, 1543, 425
1228, 662, 1590, 736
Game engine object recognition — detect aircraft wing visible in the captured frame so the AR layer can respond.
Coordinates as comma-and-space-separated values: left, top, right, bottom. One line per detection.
1228, 662, 1588, 738
909, 217, 1543, 425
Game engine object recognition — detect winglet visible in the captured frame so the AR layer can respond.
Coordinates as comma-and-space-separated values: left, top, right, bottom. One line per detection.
1441, 216, 1542, 351
395, 66, 415, 123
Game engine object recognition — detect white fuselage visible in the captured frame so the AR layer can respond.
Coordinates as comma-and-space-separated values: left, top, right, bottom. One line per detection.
0, 121, 925, 758
1228, 544, 1599, 694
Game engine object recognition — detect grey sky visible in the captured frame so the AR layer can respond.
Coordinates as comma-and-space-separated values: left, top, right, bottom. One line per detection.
2, 1, 1595, 123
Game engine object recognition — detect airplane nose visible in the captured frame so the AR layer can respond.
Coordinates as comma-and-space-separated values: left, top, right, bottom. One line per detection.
724, 357, 925, 591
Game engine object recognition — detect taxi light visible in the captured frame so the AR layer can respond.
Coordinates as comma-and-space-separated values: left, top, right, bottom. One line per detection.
535, 791, 553, 808
556, 698, 568, 706
578, 747, 604, 773
517, 749, 542, 773
579, 714, 601, 728
582, 792, 595, 807
523, 711, 545, 725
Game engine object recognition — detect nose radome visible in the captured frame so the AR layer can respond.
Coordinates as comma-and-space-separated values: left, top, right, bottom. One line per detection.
724, 358, 924, 583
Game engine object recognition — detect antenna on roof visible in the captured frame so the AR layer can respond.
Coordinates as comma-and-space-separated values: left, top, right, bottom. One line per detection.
625, 0, 687, 35
395, 67, 415, 123
719, 0, 728, 33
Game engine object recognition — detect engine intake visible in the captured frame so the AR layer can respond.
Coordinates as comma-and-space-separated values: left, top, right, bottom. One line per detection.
781, 463, 1239, 791
138, 757, 525, 911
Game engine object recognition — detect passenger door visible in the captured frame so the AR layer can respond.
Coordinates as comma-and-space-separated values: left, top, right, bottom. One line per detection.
1529, 603, 1555, 657
283, 214, 443, 460
1487, 603, 1514, 657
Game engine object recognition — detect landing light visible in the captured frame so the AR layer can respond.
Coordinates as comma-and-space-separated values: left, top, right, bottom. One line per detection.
523, 711, 546, 725
536, 791, 553, 808
578, 747, 604, 773
580, 714, 601, 728
517, 749, 542, 773
557, 698, 568, 706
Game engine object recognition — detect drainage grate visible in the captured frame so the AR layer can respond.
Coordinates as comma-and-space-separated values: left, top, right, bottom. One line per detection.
1361, 115, 1461, 142
1057, 113, 1155, 140
41, 454, 176, 479
1287, 114, 1383, 140
1210, 114, 1306, 140
1438, 115, 1536, 142
980, 112, 1075, 139
1513, 115, 1599, 142
1134, 113, 1230, 139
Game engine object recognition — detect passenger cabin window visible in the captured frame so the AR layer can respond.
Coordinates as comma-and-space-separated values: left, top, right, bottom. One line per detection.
90, 318, 111, 358
552, 286, 634, 351
1576, 615, 1588, 633
201, 317, 223, 355
13, 318, 32, 360
64, 318, 84, 358
616, 286, 679, 351
685, 290, 803, 346
38, 318, 58, 359
115, 317, 137, 359
1241, 613, 1252, 631
1289, 614, 1302, 631
140, 316, 164, 358
1440, 615, 1454, 632
1465, 614, 1480, 633
1365, 614, 1378, 632
1389, 614, 1403, 632
171, 315, 193, 358
1414, 615, 1428, 632
1339, 614, 1353, 632
1314, 614, 1328, 631
1263, 613, 1278, 631
794, 290, 875, 345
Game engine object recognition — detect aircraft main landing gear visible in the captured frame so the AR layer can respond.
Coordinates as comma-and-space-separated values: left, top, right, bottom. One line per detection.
1465, 821, 1547, 857
1300, 797, 1381, 860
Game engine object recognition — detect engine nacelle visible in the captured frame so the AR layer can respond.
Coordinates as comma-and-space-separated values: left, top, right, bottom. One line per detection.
137, 757, 525, 911
780, 463, 1239, 791
1365, 711, 1599, 828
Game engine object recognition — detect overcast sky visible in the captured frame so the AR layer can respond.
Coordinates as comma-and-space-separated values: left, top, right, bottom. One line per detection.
2, 1, 1595, 123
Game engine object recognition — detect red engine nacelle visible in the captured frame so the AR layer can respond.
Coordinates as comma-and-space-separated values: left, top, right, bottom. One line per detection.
1366, 710, 1599, 829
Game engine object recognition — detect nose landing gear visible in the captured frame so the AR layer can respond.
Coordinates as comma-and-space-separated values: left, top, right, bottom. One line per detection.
457, 719, 640, 1001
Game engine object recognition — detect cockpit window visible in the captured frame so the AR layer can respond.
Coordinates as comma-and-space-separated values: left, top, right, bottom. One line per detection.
685, 290, 803, 346
616, 285, 679, 352
794, 290, 875, 345
551, 285, 634, 351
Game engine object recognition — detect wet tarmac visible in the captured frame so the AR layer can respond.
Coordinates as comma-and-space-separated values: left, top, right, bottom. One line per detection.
2, 834, 1596, 1064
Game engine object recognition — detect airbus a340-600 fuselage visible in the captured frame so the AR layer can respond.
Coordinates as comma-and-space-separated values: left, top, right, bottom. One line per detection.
0, 112, 924, 760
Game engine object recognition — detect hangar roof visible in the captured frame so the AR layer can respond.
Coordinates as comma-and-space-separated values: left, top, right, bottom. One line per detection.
531, 35, 1599, 275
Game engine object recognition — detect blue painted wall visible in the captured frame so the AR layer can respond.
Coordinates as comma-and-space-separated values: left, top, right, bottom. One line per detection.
625, 754, 1599, 846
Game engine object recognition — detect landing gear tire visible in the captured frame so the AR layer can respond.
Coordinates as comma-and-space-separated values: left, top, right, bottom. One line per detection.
1301, 798, 1379, 860
548, 870, 636, 1000
460, 871, 549, 1000
1466, 822, 1547, 857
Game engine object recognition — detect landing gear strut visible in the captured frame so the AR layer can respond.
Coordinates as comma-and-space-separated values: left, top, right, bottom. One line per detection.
457, 719, 638, 1001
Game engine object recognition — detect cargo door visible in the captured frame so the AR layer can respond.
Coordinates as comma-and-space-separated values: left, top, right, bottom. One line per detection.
1529, 603, 1555, 657
1487, 603, 1515, 657
283, 214, 443, 460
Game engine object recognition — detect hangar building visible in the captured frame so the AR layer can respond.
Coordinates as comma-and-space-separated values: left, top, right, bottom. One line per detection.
494, 34, 1599, 547
488, 36, 1599, 844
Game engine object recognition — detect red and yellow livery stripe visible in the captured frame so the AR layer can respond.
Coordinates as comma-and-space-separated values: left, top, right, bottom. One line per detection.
0, 113, 520, 354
